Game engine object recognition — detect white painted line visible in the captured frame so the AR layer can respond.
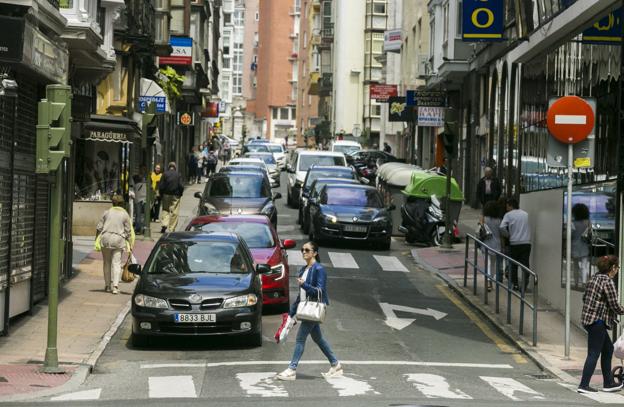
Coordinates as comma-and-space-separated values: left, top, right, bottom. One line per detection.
286, 250, 307, 266
51, 389, 102, 401
555, 114, 587, 125
373, 255, 409, 272
328, 252, 359, 269
148, 376, 197, 398
324, 375, 380, 396
559, 383, 624, 404
405, 373, 472, 399
480, 376, 544, 401
277, 224, 298, 232
141, 360, 513, 369
236, 372, 288, 398
379, 302, 447, 330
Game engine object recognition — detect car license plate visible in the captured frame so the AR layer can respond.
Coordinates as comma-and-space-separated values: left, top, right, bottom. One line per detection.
174, 313, 216, 323
344, 224, 367, 233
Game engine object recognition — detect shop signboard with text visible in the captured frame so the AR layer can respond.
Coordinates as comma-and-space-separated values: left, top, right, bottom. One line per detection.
462, 0, 504, 41
582, 9, 622, 44
0, 16, 24, 62
370, 84, 398, 102
417, 106, 445, 127
383, 29, 402, 53
159, 36, 193, 65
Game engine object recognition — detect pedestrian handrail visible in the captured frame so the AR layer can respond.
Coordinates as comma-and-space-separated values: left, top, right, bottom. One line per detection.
464, 233, 539, 346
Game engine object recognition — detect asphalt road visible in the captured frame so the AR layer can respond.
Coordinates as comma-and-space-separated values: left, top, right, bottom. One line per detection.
21, 174, 618, 406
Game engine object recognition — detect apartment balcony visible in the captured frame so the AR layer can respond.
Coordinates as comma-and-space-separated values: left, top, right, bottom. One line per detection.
318, 24, 333, 49
115, 0, 155, 54
60, 0, 103, 49
318, 72, 332, 97
312, 0, 321, 10
308, 71, 320, 95
289, 6, 301, 15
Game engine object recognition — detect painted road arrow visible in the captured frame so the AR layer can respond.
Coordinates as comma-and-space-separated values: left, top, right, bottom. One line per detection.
379, 302, 447, 330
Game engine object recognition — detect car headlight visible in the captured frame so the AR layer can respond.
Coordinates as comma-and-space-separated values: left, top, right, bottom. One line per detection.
267, 263, 286, 280
134, 294, 169, 309
222, 294, 258, 308
261, 202, 275, 215
204, 203, 219, 214
324, 214, 338, 224
373, 216, 388, 223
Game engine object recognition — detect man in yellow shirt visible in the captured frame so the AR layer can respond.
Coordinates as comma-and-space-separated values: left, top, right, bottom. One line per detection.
150, 164, 163, 222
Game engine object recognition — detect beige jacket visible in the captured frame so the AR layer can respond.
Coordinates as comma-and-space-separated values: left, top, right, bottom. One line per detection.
96, 207, 133, 249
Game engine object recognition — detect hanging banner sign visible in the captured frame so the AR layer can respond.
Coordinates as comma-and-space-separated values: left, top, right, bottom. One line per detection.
383, 29, 402, 53
582, 9, 622, 44
387, 97, 412, 122
370, 84, 398, 101
462, 0, 504, 41
159, 36, 192, 65
418, 107, 445, 127
406, 90, 447, 107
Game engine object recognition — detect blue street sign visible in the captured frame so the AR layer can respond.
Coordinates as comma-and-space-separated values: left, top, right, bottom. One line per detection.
583, 9, 622, 45
462, 0, 504, 42
138, 96, 166, 113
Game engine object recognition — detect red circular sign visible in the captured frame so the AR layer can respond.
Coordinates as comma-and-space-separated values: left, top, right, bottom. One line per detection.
546, 96, 594, 144
180, 113, 192, 126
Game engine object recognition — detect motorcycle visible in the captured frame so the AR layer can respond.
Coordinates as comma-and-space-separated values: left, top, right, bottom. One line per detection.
399, 195, 447, 246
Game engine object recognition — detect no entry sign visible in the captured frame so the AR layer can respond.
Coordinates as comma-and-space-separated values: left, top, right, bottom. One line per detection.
546, 96, 594, 144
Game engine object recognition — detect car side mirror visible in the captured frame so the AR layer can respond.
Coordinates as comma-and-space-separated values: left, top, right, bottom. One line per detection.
273, 192, 282, 200
282, 239, 296, 249
256, 264, 271, 274
128, 264, 142, 275
387, 204, 396, 211
194, 191, 202, 199
360, 177, 370, 185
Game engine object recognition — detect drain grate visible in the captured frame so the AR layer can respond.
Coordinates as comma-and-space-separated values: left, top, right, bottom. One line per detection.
530, 374, 553, 380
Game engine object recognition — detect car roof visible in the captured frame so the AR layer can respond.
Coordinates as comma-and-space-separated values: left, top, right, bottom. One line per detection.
231, 158, 264, 164
298, 150, 345, 157
308, 165, 352, 171
220, 167, 265, 174
212, 171, 265, 179
245, 152, 273, 156
312, 177, 359, 185
189, 214, 272, 226
161, 231, 241, 243
323, 183, 377, 191
333, 140, 361, 146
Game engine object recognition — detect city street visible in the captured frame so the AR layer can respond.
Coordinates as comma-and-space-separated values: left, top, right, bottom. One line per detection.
14, 176, 618, 407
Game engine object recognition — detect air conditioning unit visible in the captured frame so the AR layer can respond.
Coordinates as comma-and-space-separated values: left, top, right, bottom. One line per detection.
418, 54, 432, 78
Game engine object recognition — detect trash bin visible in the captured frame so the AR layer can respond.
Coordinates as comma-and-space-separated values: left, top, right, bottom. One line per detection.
377, 163, 425, 236
402, 172, 464, 225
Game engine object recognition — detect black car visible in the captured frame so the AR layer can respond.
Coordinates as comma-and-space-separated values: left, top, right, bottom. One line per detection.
308, 184, 395, 250
241, 143, 270, 155
297, 166, 359, 224
194, 172, 281, 226
346, 150, 398, 166
300, 177, 360, 234
129, 232, 271, 347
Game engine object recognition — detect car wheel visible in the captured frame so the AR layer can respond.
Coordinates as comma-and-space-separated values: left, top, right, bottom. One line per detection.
248, 324, 263, 347
302, 213, 310, 234
132, 333, 150, 348
287, 188, 292, 206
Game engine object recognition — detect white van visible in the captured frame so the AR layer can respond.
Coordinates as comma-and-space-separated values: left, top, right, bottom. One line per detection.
331, 140, 362, 155
286, 150, 347, 208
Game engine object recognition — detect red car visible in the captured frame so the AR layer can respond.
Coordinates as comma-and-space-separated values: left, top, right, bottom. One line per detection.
186, 215, 296, 312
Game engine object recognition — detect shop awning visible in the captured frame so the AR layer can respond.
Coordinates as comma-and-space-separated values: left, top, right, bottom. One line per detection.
82, 115, 141, 143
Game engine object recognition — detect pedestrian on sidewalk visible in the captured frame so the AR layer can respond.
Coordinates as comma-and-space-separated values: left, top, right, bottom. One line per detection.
383, 142, 392, 154
577, 255, 624, 394
150, 164, 162, 222
132, 174, 147, 234
571, 203, 592, 287
187, 147, 198, 184
95, 194, 135, 294
195, 145, 204, 184
499, 198, 531, 292
206, 148, 218, 177
158, 162, 184, 233
276, 241, 342, 381
476, 167, 502, 207
480, 200, 503, 291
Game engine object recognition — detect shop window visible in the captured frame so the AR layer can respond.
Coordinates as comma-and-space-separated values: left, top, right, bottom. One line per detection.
280, 108, 289, 120
272, 108, 278, 120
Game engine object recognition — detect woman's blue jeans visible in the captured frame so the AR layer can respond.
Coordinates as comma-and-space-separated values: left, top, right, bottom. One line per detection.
289, 320, 338, 369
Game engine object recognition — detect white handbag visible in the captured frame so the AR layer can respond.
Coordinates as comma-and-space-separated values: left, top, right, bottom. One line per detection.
296, 287, 326, 323
614, 334, 624, 359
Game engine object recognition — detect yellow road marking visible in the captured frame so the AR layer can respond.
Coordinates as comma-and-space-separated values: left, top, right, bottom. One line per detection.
436, 284, 528, 364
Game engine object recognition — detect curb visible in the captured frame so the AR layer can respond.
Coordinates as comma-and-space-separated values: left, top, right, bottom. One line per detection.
0, 301, 132, 402
410, 249, 577, 384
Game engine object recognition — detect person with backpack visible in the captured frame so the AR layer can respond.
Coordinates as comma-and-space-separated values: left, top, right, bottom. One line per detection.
158, 162, 184, 233
206, 148, 218, 177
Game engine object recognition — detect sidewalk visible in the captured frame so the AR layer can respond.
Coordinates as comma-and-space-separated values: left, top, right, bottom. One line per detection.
410, 205, 609, 386
0, 185, 202, 401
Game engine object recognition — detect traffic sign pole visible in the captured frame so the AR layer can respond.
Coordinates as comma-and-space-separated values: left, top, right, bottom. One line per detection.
565, 142, 573, 359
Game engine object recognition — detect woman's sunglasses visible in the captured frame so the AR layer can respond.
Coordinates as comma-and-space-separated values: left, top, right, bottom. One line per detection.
301, 248, 313, 253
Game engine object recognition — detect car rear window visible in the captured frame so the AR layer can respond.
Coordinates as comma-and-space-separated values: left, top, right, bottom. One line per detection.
246, 144, 270, 153
304, 169, 354, 189
247, 154, 276, 164
299, 155, 345, 171
208, 176, 268, 198
147, 241, 250, 274
193, 222, 275, 248
333, 145, 360, 155
267, 144, 284, 153
322, 188, 383, 207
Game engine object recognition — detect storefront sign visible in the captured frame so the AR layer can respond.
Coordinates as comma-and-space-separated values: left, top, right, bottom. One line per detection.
138, 96, 167, 113
406, 90, 447, 107
23, 24, 69, 84
582, 9, 622, 44
417, 106, 445, 127
370, 84, 398, 102
462, 0, 504, 41
0, 16, 24, 62
201, 102, 220, 118
87, 130, 128, 142
383, 29, 402, 53
178, 112, 194, 126
159, 36, 192, 65
388, 97, 412, 122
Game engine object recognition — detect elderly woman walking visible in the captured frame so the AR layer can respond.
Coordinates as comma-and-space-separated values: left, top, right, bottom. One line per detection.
577, 255, 624, 394
95, 194, 135, 294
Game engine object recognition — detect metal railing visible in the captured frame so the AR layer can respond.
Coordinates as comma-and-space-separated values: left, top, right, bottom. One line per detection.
464, 233, 539, 346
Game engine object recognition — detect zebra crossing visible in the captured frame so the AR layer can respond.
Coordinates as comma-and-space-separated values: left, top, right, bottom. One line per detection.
49, 364, 624, 403
286, 250, 410, 272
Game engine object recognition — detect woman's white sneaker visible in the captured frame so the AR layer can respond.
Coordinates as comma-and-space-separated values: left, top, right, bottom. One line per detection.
276, 368, 296, 381
321, 363, 343, 378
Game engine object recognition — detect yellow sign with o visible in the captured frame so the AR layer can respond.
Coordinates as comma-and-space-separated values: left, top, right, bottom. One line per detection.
472, 7, 495, 29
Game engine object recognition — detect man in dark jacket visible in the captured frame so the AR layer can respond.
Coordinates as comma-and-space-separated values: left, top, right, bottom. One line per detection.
158, 162, 184, 233
476, 167, 502, 206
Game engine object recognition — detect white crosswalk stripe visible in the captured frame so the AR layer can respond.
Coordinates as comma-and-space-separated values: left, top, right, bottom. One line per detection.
324, 375, 380, 396
148, 375, 197, 398
373, 255, 409, 272
480, 376, 544, 401
236, 372, 288, 397
328, 252, 359, 269
405, 373, 472, 399
51, 388, 102, 401
287, 249, 307, 266
559, 383, 624, 404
